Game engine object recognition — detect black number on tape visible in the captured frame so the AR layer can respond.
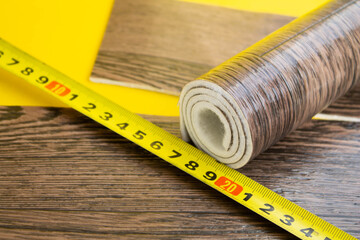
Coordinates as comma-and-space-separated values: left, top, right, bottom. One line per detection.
117, 123, 129, 130
168, 150, 182, 158
280, 215, 294, 226
133, 130, 146, 140
7, 58, 19, 65
21, 67, 34, 76
259, 204, 275, 215
150, 141, 163, 150
83, 103, 96, 111
100, 112, 113, 121
69, 94, 78, 101
36, 76, 49, 84
300, 228, 314, 238
203, 171, 217, 181
243, 193, 253, 201
185, 161, 199, 171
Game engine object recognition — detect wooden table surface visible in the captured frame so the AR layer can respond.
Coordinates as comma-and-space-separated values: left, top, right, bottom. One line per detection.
0, 83, 359, 239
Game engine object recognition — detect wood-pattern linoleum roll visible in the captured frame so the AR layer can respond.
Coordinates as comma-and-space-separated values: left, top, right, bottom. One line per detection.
179, 0, 360, 169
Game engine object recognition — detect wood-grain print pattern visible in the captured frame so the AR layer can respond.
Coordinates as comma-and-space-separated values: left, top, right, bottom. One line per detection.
179, 0, 360, 168
91, 0, 294, 95
0, 83, 359, 239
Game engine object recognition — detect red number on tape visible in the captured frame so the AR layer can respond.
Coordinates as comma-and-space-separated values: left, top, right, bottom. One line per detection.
45, 81, 70, 96
215, 176, 243, 196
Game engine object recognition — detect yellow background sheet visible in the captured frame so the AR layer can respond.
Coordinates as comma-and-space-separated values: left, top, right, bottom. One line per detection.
0, 0, 328, 116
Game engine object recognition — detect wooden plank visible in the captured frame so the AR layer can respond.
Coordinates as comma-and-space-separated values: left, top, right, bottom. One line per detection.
0, 91, 359, 239
0, 210, 289, 240
91, 0, 293, 94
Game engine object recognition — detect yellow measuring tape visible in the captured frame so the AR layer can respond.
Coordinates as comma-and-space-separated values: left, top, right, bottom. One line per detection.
0, 38, 356, 240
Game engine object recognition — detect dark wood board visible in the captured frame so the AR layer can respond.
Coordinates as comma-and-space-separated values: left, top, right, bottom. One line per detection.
91, 0, 294, 95
0, 84, 359, 239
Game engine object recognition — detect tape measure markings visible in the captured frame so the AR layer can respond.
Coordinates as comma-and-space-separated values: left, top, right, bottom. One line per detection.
0, 39, 356, 240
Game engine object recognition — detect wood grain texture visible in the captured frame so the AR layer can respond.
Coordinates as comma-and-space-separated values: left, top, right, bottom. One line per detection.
91, 0, 293, 94
0, 83, 359, 239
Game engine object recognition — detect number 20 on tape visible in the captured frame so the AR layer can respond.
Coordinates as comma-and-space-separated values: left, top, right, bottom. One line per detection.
215, 176, 243, 196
